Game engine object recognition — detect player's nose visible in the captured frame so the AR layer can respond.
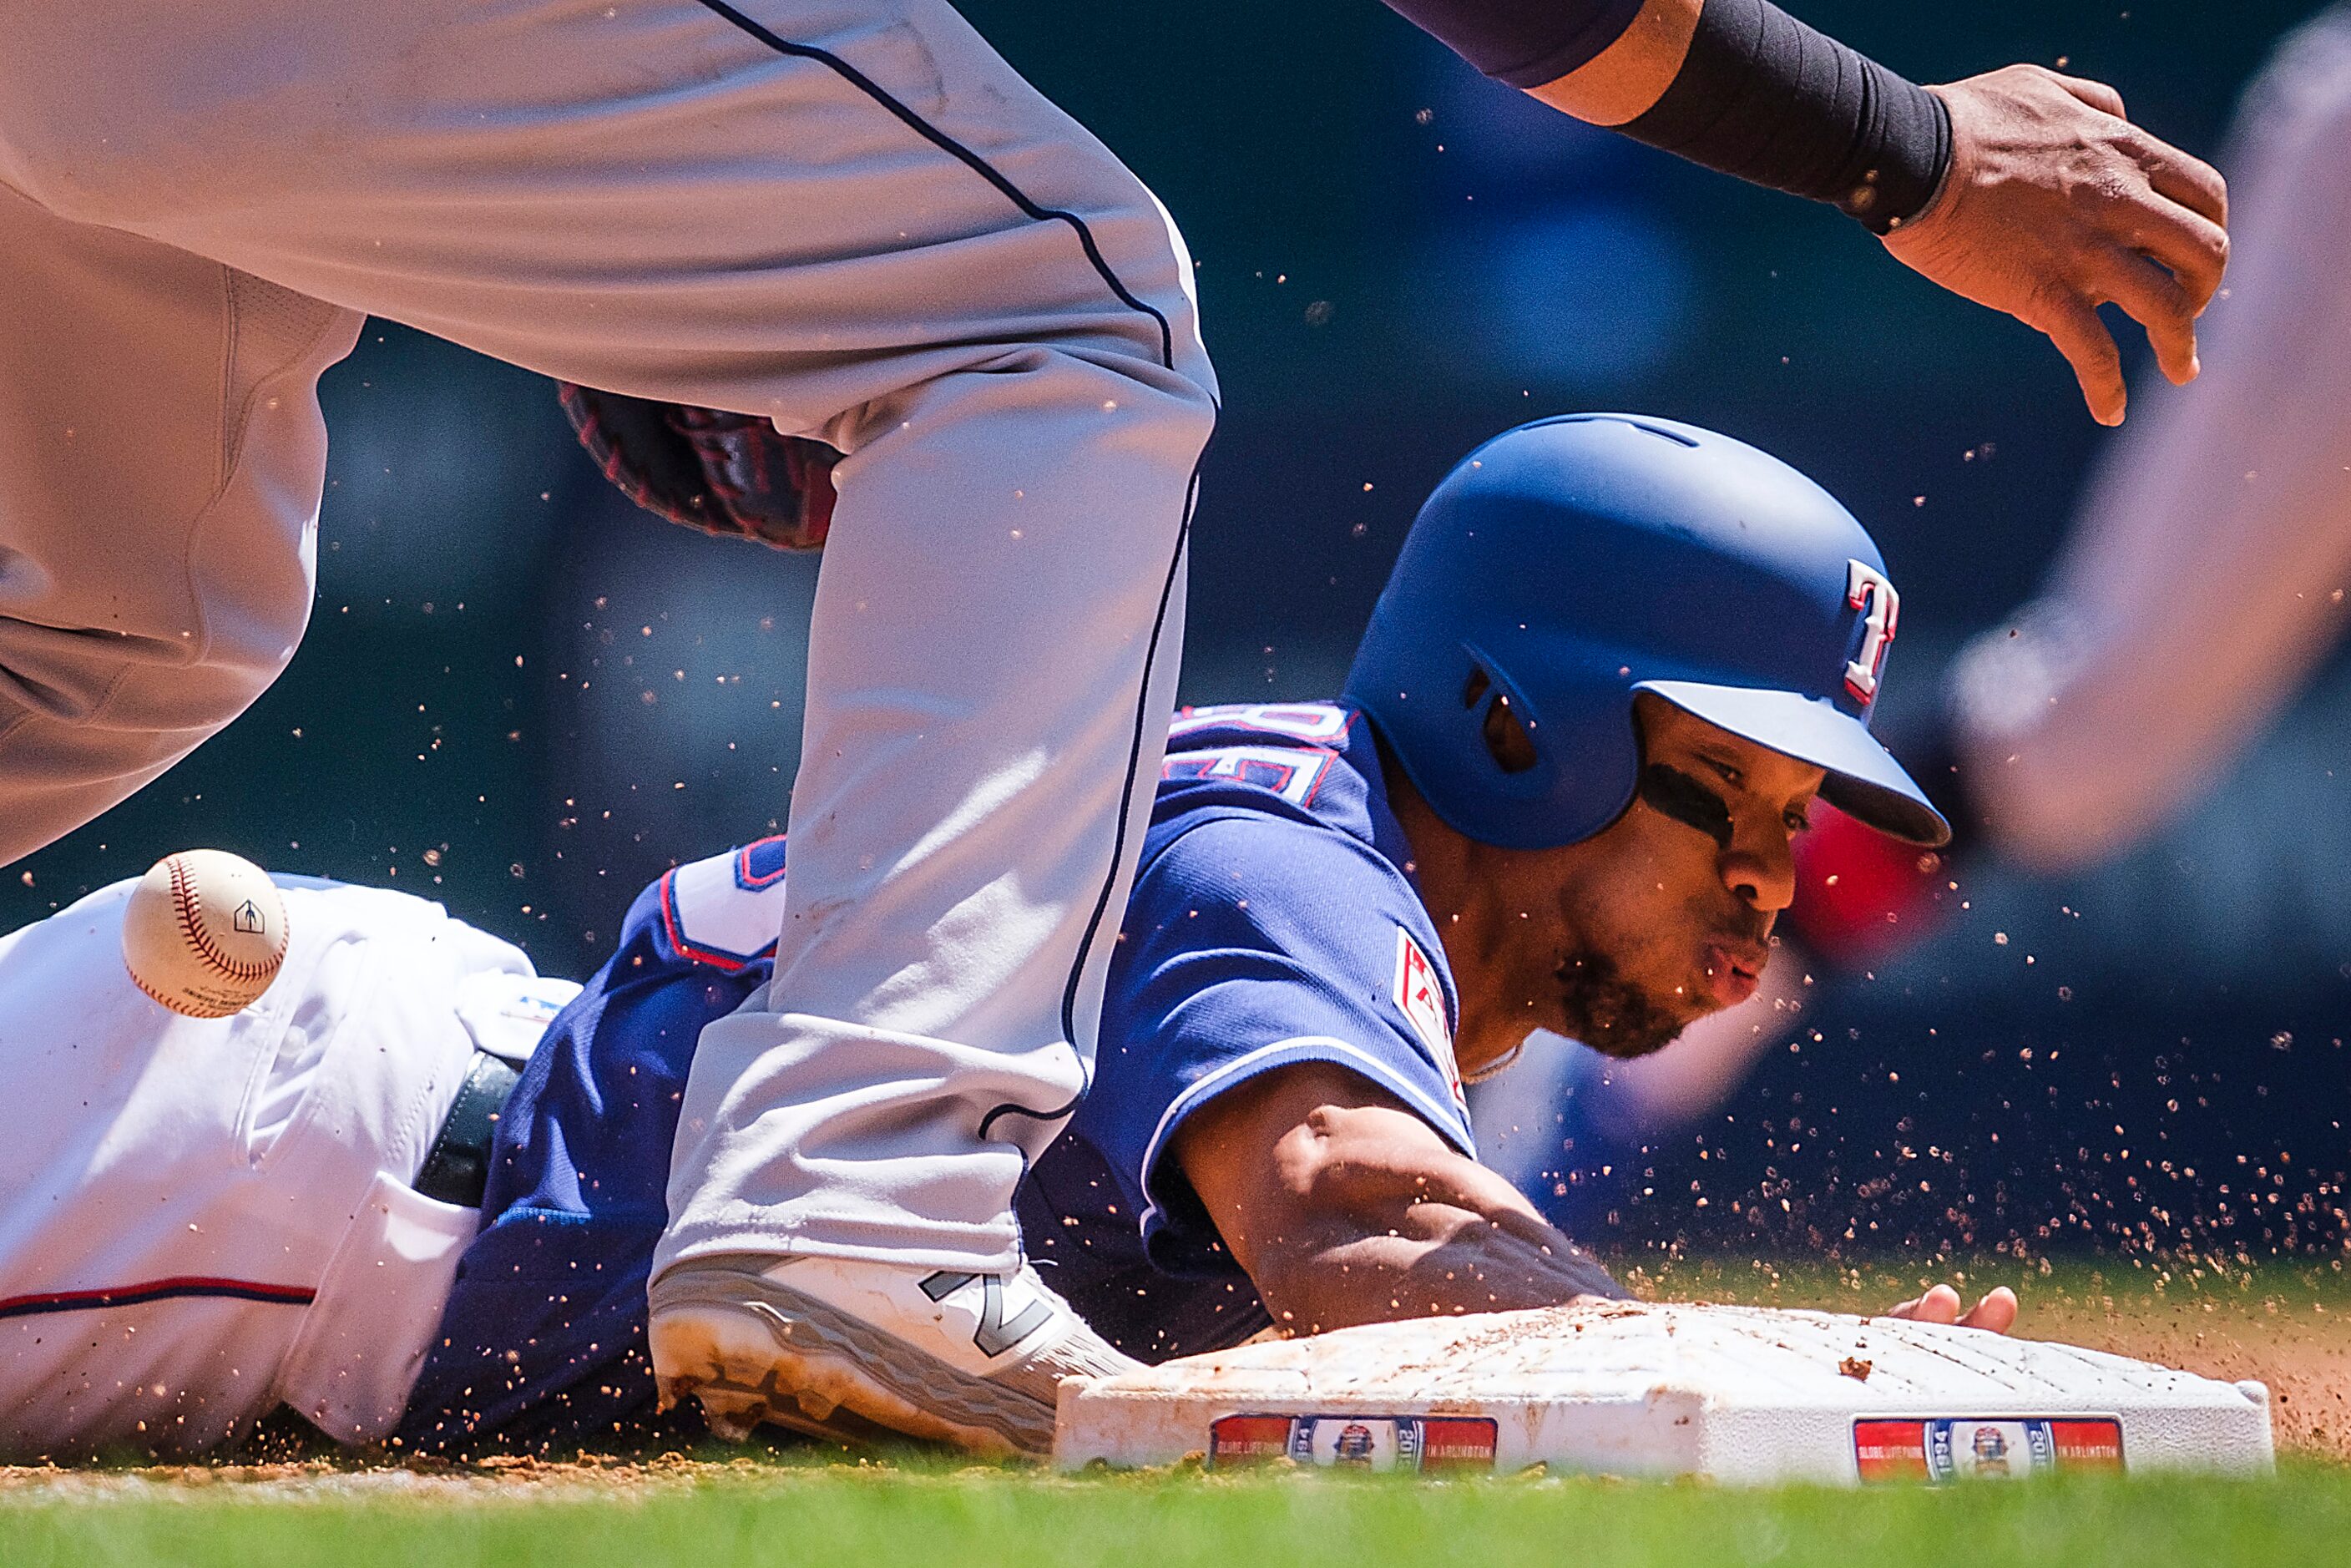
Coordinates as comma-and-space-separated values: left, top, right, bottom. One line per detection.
1719, 837, 1797, 913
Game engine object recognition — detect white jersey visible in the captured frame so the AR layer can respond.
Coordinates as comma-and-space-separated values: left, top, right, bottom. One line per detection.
0, 876, 570, 1459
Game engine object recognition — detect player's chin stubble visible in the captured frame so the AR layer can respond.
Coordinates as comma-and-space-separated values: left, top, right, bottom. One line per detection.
1554, 948, 1685, 1060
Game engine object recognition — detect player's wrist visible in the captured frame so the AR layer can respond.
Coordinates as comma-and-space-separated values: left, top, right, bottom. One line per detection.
1883, 86, 1962, 237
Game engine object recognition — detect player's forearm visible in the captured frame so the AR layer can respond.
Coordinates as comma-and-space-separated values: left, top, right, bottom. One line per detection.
1231, 1125, 1626, 1333
1383, 0, 1950, 231
1181, 1074, 1624, 1333
1523, 0, 1698, 126
1250, 1199, 1625, 1337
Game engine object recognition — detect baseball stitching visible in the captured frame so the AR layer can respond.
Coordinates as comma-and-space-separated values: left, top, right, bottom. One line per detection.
166, 856, 279, 983
128, 966, 239, 1019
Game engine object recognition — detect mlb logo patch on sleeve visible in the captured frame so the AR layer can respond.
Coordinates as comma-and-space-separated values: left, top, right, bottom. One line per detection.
1391, 927, 1461, 1102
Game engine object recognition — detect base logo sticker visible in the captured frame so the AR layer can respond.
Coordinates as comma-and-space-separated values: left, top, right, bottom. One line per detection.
1205, 1414, 1292, 1464
1854, 1417, 2124, 1482
1209, 1414, 1498, 1473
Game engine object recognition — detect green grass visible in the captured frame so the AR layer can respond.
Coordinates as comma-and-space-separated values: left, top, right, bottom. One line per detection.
0, 1458, 2340, 1568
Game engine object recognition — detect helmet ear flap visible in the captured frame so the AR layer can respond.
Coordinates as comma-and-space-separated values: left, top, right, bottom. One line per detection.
1461, 658, 1539, 776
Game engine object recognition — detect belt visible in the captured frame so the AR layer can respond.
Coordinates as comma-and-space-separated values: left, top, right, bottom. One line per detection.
414, 1050, 523, 1210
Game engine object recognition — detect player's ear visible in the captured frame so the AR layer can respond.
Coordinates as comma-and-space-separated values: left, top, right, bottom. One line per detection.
1478, 687, 1538, 774
1461, 665, 1539, 775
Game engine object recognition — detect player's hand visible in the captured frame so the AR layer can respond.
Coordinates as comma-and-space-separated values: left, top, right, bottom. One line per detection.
1885, 1282, 2020, 1333
1883, 64, 2228, 427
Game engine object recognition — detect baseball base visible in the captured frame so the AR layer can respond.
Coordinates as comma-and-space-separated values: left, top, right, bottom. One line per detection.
1053, 1301, 2274, 1484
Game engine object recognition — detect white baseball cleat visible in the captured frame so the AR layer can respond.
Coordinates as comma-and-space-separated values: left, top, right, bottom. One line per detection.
647, 1254, 1139, 1457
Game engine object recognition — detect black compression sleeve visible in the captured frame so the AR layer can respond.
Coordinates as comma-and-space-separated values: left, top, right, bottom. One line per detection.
1618, 0, 1951, 231
1383, 0, 1951, 231
1380, 0, 1646, 90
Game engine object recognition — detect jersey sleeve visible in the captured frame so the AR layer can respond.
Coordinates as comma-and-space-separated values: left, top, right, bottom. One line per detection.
1379, 0, 1643, 90
1070, 813, 1475, 1276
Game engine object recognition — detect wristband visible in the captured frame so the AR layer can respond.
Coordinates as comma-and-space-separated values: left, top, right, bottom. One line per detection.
1618, 0, 1951, 231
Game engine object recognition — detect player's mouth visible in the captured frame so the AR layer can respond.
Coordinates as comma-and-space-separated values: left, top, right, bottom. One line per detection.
1697, 940, 1768, 1008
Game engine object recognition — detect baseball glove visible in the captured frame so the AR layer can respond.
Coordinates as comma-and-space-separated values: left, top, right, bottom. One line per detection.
559, 382, 838, 552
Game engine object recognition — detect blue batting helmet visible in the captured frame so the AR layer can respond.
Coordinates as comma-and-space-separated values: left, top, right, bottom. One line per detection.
1342, 414, 1949, 849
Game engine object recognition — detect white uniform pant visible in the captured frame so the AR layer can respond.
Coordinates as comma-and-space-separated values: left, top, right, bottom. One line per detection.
0, 0, 1216, 1272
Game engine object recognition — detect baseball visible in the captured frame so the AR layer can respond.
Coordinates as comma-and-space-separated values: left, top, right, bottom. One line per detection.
121, 850, 290, 1018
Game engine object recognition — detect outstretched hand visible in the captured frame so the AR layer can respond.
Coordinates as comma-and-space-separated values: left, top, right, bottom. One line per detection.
1883, 64, 2229, 427
1886, 1282, 2020, 1333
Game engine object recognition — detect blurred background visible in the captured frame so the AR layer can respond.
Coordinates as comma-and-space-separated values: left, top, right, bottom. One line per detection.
13, 0, 2346, 1266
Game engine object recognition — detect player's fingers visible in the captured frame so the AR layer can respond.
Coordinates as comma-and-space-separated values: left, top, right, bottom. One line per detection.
2035, 294, 2128, 425
2141, 139, 2230, 230
2094, 251, 2202, 385
1960, 1287, 2020, 1334
2052, 72, 2127, 121
2124, 195, 2232, 313
1890, 1284, 1963, 1324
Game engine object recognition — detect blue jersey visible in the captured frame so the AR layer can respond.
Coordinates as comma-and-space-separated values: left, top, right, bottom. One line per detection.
1022, 701, 1474, 1361
401, 703, 1472, 1449
398, 839, 789, 1454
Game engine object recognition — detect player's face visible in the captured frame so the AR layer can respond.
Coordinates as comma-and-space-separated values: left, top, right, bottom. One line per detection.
1464, 696, 1824, 1061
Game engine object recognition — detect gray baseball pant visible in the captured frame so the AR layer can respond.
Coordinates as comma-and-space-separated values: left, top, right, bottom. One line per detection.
0, 0, 1216, 1272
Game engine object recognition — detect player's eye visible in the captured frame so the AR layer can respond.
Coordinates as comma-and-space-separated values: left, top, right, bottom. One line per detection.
1784, 808, 1813, 835
1703, 757, 1742, 787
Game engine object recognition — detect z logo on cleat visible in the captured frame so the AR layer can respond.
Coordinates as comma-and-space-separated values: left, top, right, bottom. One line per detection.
921, 1270, 1053, 1358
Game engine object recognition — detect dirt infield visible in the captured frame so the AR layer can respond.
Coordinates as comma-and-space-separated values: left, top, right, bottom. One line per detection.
0, 1450, 806, 1502
2030, 1284, 2351, 1459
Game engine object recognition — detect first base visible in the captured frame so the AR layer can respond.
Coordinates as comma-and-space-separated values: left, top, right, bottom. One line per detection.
1053, 1301, 2275, 1484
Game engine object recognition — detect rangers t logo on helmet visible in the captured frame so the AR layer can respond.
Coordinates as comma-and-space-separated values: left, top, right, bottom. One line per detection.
1843, 559, 1899, 706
